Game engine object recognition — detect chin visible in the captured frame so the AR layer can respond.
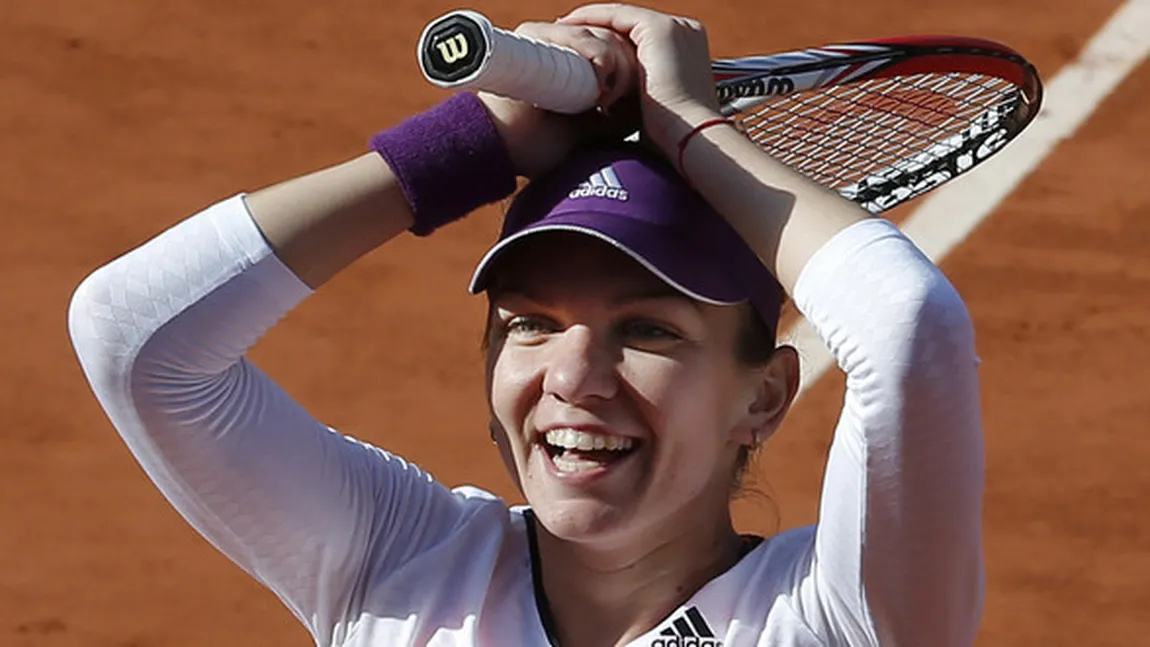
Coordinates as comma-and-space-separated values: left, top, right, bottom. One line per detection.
526, 492, 636, 545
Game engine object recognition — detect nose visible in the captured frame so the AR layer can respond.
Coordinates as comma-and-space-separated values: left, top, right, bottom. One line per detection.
541, 324, 619, 404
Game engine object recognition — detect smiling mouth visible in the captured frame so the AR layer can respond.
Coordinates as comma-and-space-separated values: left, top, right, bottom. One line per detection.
541, 428, 639, 474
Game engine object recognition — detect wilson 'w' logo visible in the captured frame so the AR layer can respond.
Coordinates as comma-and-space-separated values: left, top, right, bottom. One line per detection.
436, 33, 469, 64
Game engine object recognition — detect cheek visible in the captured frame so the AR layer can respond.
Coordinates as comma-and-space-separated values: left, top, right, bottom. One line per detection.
488, 350, 539, 434
623, 353, 745, 447
624, 356, 744, 509
622, 353, 724, 430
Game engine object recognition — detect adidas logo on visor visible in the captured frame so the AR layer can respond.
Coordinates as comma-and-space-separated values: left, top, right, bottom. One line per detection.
568, 165, 629, 201
650, 606, 723, 647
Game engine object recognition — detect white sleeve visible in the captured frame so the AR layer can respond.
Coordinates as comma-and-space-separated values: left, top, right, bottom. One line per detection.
789, 219, 985, 646
67, 196, 476, 646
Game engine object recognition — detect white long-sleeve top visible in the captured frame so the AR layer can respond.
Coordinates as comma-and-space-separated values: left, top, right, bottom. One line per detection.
68, 195, 984, 647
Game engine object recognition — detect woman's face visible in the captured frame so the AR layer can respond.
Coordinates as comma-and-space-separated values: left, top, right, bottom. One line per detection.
484, 233, 792, 547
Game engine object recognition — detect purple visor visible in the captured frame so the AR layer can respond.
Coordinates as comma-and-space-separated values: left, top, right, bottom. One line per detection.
468, 144, 784, 337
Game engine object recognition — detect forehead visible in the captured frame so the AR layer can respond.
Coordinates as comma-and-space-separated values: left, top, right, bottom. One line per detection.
485, 231, 683, 302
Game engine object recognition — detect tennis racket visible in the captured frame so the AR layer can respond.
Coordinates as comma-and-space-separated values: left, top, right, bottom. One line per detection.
416, 10, 1043, 214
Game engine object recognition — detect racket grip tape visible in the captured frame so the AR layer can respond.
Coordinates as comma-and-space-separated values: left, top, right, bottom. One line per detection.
416, 10, 600, 114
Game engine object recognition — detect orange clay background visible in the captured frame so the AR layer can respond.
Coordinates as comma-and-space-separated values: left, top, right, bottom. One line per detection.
3, 0, 1149, 645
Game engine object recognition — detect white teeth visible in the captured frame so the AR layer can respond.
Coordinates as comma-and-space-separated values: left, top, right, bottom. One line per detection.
544, 428, 634, 452
553, 453, 601, 473
576, 432, 595, 451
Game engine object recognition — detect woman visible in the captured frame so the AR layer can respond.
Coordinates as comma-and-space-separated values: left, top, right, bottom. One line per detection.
68, 4, 985, 646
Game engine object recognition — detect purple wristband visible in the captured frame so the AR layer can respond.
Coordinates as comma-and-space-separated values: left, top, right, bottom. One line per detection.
369, 93, 518, 237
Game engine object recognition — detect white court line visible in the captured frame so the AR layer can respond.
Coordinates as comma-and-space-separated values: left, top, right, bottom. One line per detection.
785, 0, 1150, 399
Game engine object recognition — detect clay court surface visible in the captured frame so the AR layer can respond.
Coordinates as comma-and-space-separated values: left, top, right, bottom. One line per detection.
3, 0, 1148, 645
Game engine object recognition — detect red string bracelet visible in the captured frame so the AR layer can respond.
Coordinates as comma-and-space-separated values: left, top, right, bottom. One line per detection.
676, 117, 735, 184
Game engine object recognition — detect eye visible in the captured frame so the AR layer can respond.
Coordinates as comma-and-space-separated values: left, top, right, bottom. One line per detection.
618, 319, 681, 343
504, 315, 559, 338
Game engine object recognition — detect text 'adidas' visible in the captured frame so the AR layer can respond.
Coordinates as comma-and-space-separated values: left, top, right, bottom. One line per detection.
569, 166, 630, 202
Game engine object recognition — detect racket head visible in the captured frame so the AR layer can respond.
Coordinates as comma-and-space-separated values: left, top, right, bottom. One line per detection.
708, 37, 1043, 213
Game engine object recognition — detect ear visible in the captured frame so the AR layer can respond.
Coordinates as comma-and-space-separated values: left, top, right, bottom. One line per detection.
730, 345, 801, 447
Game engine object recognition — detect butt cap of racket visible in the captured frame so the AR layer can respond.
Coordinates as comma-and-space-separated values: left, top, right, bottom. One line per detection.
418, 10, 493, 86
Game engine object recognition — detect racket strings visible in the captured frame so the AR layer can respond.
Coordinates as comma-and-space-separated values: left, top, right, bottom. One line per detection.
734, 72, 1016, 188
754, 73, 1001, 162
753, 76, 998, 179
742, 73, 1012, 184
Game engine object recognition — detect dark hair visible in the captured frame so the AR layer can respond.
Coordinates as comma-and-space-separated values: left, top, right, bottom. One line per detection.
731, 302, 778, 496
735, 302, 778, 367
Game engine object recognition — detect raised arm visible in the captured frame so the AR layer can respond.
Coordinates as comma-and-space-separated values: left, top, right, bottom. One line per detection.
672, 95, 984, 646
563, 4, 984, 645
67, 24, 635, 645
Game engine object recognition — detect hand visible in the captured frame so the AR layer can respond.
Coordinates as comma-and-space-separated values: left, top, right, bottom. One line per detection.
478, 20, 639, 179
559, 4, 722, 158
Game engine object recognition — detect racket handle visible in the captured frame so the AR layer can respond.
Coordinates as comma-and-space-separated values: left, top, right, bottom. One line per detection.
417, 10, 600, 114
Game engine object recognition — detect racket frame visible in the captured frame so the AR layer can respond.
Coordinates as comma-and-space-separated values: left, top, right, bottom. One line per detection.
416, 10, 1045, 213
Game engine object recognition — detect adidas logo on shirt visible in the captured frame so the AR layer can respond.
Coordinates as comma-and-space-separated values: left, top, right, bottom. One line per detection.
650, 606, 723, 647
568, 165, 629, 201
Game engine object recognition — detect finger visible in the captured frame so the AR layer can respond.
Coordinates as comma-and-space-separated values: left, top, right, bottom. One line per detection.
514, 21, 631, 108
557, 3, 664, 36
584, 26, 639, 108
